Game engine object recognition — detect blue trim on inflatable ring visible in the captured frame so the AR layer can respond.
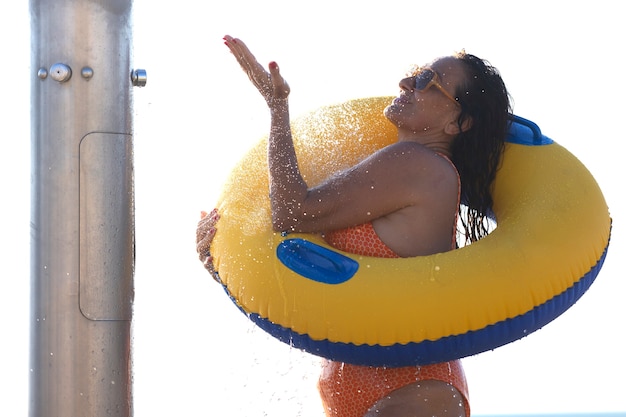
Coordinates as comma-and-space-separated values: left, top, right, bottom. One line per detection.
238, 238, 609, 367
276, 238, 360, 284
507, 115, 553, 145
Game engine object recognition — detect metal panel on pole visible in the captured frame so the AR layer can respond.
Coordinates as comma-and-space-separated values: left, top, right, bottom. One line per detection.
30, 0, 144, 415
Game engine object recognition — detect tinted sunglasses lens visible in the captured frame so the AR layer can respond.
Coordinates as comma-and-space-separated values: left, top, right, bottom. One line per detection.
414, 69, 434, 91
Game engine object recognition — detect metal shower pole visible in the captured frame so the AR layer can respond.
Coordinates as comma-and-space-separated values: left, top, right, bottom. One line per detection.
29, 0, 145, 415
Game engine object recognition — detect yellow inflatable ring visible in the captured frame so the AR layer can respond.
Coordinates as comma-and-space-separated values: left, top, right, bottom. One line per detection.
211, 97, 611, 367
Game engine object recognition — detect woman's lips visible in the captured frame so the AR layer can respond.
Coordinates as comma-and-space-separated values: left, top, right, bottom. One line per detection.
392, 96, 410, 107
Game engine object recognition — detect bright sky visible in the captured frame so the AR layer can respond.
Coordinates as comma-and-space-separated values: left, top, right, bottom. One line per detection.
2, 1, 625, 416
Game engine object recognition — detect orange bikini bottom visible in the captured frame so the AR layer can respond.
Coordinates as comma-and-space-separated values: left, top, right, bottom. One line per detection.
318, 359, 470, 417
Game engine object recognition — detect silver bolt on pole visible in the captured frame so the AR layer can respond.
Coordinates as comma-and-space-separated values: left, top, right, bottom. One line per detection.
49, 62, 72, 82
131, 69, 147, 87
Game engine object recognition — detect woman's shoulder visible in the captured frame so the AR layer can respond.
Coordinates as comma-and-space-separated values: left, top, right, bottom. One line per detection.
377, 142, 457, 174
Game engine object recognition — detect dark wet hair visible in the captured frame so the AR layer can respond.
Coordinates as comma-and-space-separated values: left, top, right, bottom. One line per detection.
451, 51, 512, 244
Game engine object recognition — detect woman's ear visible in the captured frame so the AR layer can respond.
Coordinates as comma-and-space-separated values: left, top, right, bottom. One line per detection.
444, 116, 473, 135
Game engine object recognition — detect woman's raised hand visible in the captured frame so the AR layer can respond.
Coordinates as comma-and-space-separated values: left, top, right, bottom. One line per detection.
223, 35, 290, 107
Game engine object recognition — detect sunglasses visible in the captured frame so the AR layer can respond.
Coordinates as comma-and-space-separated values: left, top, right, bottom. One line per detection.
412, 67, 459, 106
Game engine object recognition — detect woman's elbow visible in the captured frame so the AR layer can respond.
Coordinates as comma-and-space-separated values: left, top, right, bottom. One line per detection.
271, 210, 306, 233
271, 217, 286, 232
271, 210, 294, 233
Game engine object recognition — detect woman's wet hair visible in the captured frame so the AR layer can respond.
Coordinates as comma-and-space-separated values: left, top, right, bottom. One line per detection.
451, 51, 512, 243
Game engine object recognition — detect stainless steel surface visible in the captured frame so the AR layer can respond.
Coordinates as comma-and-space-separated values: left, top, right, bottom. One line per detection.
30, 1, 136, 415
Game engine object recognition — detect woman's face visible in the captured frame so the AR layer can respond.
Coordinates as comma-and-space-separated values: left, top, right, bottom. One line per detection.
384, 57, 466, 137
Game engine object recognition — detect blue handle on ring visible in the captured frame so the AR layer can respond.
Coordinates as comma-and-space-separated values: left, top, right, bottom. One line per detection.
276, 238, 359, 284
507, 115, 553, 145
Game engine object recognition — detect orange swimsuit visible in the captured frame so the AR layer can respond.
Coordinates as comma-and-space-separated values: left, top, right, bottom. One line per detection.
318, 156, 469, 417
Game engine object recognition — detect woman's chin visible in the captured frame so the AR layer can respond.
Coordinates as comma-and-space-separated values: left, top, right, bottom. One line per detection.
383, 105, 401, 126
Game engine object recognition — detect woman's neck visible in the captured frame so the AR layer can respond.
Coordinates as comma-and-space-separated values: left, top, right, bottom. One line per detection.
397, 132, 453, 158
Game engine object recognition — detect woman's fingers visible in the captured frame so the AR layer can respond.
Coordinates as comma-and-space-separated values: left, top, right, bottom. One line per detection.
197, 209, 219, 239
196, 216, 210, 244
196, 208, 220, 260
268, 61, 290, 99
223, 35, 289, 104
224, 36, 267, 86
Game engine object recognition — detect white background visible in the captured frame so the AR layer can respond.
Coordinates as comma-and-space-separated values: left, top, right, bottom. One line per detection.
2, 1, 624, 415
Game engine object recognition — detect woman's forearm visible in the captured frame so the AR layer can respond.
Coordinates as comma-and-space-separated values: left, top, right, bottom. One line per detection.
268, 100, 309, 232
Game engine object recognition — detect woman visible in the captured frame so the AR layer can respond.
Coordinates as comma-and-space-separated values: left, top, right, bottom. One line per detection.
197, 35, 511, 416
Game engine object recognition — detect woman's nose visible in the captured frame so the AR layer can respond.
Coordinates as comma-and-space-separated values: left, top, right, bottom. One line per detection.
399, 77, 414, 92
